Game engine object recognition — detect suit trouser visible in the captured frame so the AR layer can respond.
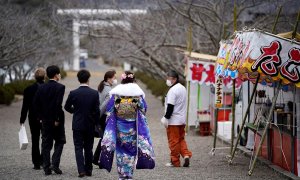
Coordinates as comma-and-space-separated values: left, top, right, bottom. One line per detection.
73, 130, 94, 174
93, 138, 102, 165
166, 125, 192, 167
42, 122, 65, 170
29, 120, 42, 166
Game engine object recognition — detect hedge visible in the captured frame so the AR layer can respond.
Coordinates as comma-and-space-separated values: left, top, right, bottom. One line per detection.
0, 69, 67, 105
135, 71, 169, 99
0, 85, 15, 105
0, 79, 36, 105
5, 80, 35, 95
60, 69, 67, 79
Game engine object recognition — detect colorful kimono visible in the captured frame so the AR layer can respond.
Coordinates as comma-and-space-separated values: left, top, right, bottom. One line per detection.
99, 83, 155, 179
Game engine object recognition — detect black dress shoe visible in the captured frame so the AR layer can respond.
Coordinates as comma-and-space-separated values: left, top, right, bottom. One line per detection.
44, 168, 52, 175
78, 172, 85, 178
52, 167, 63, 174
86, 171, 92, 176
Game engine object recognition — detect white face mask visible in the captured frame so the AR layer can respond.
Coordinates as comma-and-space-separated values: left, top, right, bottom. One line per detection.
112, 79, 118, 85
166, 79, 172, 87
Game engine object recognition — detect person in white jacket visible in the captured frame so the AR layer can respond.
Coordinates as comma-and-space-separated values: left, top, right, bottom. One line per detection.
161, 70, 192, 167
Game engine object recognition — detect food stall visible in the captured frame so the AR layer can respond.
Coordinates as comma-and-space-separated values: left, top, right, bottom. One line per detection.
184, 52, 216, 135
183, 50, 240, 137
218, 29, 300, 176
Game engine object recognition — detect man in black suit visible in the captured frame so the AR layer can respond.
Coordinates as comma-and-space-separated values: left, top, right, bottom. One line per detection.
64, 69, 100, 178
35, 65, 66, 175
20, 68, 46, 170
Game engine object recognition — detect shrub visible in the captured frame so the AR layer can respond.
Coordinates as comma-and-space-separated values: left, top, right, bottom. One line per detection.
152, 80, 168, 97
0, 85, 15, 105
60, 69, 67, 79
6, 80, 35, 95
135, 71, 148, 83
135, 71, 168, 98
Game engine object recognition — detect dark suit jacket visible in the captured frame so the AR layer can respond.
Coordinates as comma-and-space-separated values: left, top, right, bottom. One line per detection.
20, 81, 44, 124
35, 80, 65, 123
64, 86, 100, 131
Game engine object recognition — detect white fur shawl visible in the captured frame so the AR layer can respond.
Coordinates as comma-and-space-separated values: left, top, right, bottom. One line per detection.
109, 83, 145, 98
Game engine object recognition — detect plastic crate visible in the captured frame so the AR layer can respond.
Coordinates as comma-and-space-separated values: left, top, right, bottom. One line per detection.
199, 122, 210, 136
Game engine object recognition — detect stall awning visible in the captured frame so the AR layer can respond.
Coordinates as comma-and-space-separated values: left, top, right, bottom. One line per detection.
176, 48, 217, 63
215, 30, 300, 87
176, 49, 240, 88
185, 52, 217, 62
277, 31, 300, 42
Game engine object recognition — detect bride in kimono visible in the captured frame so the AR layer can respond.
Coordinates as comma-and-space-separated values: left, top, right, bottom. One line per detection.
99, 71, 155, 180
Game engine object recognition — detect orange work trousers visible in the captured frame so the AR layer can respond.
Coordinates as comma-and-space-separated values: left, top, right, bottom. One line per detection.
166, 125, 192, 167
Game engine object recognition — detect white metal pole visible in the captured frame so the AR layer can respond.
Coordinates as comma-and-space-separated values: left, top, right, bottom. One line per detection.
72, 20, 80, 71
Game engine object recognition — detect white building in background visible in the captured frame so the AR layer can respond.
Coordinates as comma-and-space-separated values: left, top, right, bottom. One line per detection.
57, 9, 147, 71
79, 49, 88, 59
79, 49, 88, 68
123, 62, 138, 72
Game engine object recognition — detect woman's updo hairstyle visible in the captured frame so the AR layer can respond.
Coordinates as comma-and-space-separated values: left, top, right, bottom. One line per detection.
121, 71, 135, 84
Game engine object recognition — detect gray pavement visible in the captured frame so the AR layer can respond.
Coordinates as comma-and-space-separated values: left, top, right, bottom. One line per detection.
0, 62, 289, 179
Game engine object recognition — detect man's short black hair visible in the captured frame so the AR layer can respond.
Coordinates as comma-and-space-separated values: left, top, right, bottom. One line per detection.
167, 70, 179, 79
77, 69, 91, 83
46, 65, 60, 79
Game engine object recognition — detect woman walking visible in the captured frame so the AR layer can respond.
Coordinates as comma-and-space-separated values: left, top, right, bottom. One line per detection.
93, 70, 117, 165
99, 71, 155, 180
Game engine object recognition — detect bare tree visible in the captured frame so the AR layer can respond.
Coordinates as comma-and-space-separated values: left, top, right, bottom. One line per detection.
50, 0, 300, 79
165, 0, 299, 54
0, 2, 72, 83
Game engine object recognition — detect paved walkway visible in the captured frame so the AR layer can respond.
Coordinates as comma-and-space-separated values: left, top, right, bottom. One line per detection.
0, 62, 289, 179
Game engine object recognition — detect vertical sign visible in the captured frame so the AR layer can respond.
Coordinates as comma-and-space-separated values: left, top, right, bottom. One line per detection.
215, 76, 223, 108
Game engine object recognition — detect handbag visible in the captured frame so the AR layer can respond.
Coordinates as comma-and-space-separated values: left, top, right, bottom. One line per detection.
94, 114, 107, 138
19, 125, 28, 150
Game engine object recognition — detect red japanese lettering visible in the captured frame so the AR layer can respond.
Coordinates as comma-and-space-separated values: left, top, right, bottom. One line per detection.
204, 64, 215, 84
190, 63, 205, 81
223, 77, 232, 87
251, 41, 282, 76
280, 48, 300, 83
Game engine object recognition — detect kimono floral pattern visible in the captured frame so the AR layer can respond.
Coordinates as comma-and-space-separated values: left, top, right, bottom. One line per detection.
117, 153, 136, 178
116, 118, 137, 179
101, 130, 115, 151
99, 95, 155, 179
136, 108, 155, 169
138, 135, 153, 156
118, 128, 137, 147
